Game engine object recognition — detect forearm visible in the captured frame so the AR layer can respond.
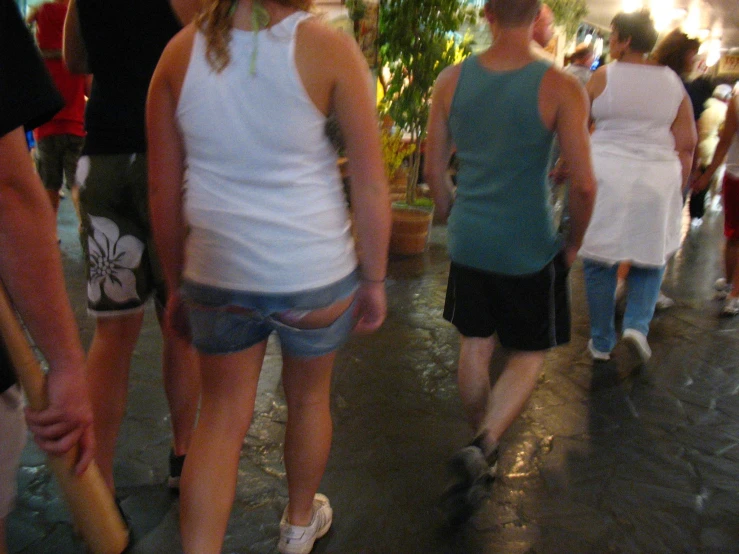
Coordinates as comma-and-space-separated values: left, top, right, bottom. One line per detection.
150, 189, 186, 293
350, 181, 391, 281
63, 0, 89, 74
565, 173, 596, 251
425, 167, 454, 222
679, 149, 695, 190
702, 140, 731, 183
0, 136, 85, 375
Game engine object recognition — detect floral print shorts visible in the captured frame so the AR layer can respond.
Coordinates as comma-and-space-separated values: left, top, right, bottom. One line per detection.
76, 154, 166, 315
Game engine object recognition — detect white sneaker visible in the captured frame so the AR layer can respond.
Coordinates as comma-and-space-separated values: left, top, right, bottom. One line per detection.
587, 340, 611, 361
715, 278, 732, 300
278, 494, 332, 554
721, 296, 739, 317
655, 291, 675, 311
622, 329, 651, 365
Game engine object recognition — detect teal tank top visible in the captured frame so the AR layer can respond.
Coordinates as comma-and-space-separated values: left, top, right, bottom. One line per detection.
448, 56, 559, 275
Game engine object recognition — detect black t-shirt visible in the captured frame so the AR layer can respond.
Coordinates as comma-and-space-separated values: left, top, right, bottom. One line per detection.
0, 0, 64, 393
685, 76, 714, 122
0, 0, 64, 136
76, 0, 181, 155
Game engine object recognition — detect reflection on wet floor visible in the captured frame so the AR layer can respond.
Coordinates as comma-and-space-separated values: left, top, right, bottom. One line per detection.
8, 200, 739, 553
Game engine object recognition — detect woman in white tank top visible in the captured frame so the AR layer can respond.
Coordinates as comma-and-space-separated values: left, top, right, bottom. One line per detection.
579, 11, 696, 363
147, 1, 391, 551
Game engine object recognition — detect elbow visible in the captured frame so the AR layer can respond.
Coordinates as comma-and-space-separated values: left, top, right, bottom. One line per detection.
573, 176, 597, 206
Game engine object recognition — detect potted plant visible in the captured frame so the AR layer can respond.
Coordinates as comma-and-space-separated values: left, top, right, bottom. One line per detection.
381, 125, 416, 202
378, 0, 475, 254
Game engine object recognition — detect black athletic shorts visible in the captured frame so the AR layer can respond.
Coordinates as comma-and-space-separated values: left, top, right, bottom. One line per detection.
443, 252, 571, 351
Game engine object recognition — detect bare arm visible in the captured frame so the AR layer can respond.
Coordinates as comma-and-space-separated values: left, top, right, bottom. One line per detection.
0, 127, 93, 473
424, 65, 459, 223
63, 0, 88, 74
556, 76, 597, 264
331, 32, 390, 333
694, 96, 737, 192
147, 35, 189, 295
671, 92, 698, 191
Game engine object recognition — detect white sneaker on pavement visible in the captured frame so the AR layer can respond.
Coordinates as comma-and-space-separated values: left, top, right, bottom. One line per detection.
622, 329, 651, 365
655, 291, 675, 310
715, 278, 732, 300
721, 296, 739, 317
278, 494, 332, 554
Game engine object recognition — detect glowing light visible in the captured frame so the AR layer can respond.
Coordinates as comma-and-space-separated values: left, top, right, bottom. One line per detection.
584, 33, 593, 45
651, 0, 676, 33
683, 3, 702, 36
621, 0, 643, 13
704, 38, 722, 67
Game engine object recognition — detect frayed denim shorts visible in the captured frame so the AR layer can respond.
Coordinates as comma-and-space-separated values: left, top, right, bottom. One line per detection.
181, 270, 359, 358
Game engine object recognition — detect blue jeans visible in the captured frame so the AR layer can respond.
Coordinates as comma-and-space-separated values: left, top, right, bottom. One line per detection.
582, 259, 665, 353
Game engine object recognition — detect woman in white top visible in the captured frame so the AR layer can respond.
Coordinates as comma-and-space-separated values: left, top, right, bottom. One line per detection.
147, 0, 390, 552
694, 93, 739, 315
580, 11, 696, 363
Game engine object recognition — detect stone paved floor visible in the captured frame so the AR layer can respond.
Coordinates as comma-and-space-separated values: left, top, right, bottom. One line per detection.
7, 199, 739, 553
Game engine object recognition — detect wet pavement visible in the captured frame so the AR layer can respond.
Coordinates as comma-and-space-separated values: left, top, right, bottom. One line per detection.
7, 198, 739, 553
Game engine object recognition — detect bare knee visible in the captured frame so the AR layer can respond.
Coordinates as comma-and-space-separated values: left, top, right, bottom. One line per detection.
94, 311, 144, 342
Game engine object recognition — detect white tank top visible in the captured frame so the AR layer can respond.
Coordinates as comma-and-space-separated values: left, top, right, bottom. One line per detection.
726, 100, 739, 178
177, 12, 357, 293
591, 62, 684, 160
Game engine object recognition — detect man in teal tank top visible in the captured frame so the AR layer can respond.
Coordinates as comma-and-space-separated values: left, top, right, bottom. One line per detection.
424, 0, 596, 524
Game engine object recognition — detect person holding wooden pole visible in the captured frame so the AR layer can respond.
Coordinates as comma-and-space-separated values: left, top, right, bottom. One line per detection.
0, 0, 94, 551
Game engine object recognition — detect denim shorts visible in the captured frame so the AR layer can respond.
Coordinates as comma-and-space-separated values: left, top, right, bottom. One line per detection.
182, 270, 360, 358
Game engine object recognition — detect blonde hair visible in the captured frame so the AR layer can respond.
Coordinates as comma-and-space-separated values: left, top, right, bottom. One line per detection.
197, 0, 313, 72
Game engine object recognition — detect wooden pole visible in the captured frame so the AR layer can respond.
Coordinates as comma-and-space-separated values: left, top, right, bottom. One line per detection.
0, 281, 129, 554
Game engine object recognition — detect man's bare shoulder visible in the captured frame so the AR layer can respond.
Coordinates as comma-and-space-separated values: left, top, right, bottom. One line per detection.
436, 63, 463, 93
541, 65, 587, 101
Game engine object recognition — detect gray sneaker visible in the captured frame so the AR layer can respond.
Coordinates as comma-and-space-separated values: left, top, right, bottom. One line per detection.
441, 444, 498, 525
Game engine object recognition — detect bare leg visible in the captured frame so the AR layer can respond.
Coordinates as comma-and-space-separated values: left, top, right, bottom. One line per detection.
281, 351, 336, 526
69, 184, 82, 226
86, 312, 144, 493
457, 336, 495, 432
617, 262, 630, 281
157, 309, 199, 457
45, 189, 60, 215
479, 350, 545, 447
180, 342, 266, 554
274, 296, 352, 526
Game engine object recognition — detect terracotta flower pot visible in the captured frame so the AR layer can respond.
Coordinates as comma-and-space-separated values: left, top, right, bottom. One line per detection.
389, 204, 434, 255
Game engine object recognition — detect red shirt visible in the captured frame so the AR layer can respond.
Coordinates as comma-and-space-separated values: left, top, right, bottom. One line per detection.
32, 2, 86, 139
34, 1, 65, 50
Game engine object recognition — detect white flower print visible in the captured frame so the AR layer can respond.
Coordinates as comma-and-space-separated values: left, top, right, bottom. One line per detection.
87, 215, 144, 305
